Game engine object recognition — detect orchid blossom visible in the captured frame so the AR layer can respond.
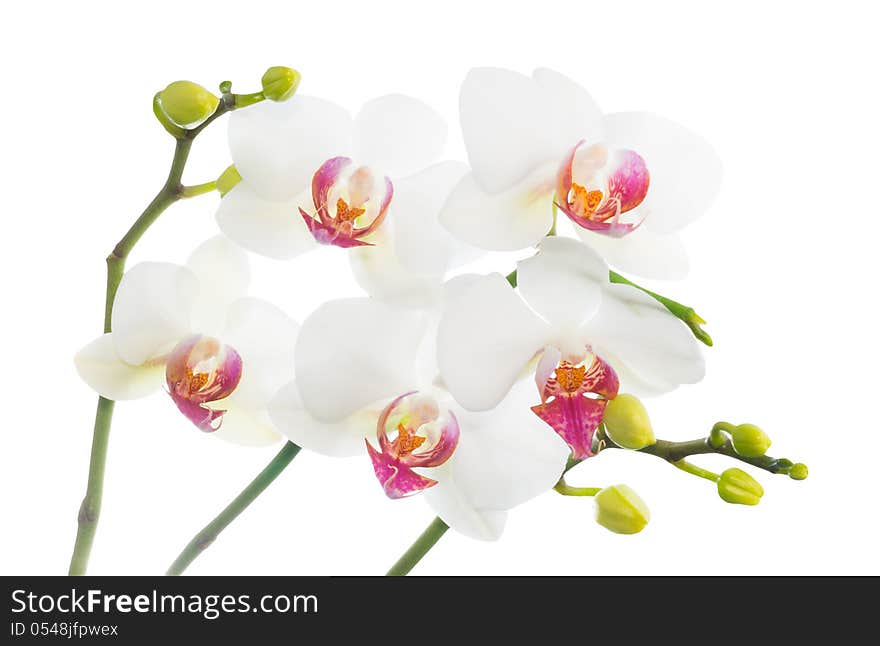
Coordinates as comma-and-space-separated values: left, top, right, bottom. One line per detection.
74, 236, 297, 446
437, 236, 705, 458
215, 93, 448, 260
268, 297, 569, 540
439, 67, 722, 280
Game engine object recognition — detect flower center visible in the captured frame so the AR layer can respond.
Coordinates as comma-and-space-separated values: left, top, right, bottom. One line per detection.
299, 157, 394, 249
554, 362, 587, 393
556, 141, 650, 237
334, 197, 365, 224
570, 184, 604, 214
395, 423, 427, 455
365, 391, 460, 500
165, 335, 243, 432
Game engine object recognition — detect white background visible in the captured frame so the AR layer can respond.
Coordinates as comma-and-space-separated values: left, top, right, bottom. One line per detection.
2, 0, 878, 576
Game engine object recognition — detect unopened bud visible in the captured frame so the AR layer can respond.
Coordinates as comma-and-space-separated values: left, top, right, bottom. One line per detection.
717, 468, 763, 505
594, 484, 650, 534
261, 66, 301, 102
602, 394, 655, 450
789, 463, 809, 481
159, 81, 219, 127
730, 423, 771, 457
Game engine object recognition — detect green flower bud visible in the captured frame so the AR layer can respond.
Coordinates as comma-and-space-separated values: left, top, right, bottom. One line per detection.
730, 423, 771, 457
602, 394, 655, 450
594, 484, 650, 534
789, 463, 809, 481
261, 66, 301, 102
159, 81, 219, 127
717, 468, 764, 505
216, 165, 242, 197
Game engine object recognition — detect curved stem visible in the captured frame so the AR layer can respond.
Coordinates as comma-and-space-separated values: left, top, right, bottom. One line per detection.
673, 459, 720, 482
68, 101, 240, 574
181, 180, 217, 198
166, 441, 301, 576
386, 517, 449, 576
554, 479, 601, 496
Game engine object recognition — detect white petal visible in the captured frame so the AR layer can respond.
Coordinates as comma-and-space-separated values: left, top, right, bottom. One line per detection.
210, 400, 282, 447
215, 182, 316, 260
111, 262, 197, 366
517, 236, 608, 328
575, 226, 689, 280
437, 274, 549, 411
74, 334, 164, 400
460, 67, 563, 193
186, 235, 250, 331
222, 297, 299, 409
423, 490, 508, 541
228, 95, 352, 201
532, 67, 605, 150
583, 284, 705, 394
268, 381, 379, 457
603, 112, 722, 234
391, 161, 471, 275
353, 94, 447, 178
439, 380, 569, 510
439, 168, 555, 251
295, 299, 427, 422
349, 232, 445, 310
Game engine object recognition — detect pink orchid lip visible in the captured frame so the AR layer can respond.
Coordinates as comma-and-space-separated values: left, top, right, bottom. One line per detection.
299, 156, 394, 249
555, 140, 650, 238
366, 392, 460, 500
165, 335, 243, 432
531, 351, 619, 460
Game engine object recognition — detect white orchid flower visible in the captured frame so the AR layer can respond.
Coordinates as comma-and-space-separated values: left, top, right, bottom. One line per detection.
74, 236, 297, 446
216, 93, 449, 261
268, 298, 569, 540
439, 67, 722, 280
437, 237, 705, 459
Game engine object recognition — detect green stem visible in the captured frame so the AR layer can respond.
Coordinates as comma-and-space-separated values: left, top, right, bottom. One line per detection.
68, 95, 240, 575
181, 180, 217, 198
673, 459, 719, 482
386, 517, 449, 576
166, 441, 301, 576
602, 435, 799, 476
68, 396, 115, 576
554, 479, 601, 496
608, 270, 712, 346
69, 140, 191, 576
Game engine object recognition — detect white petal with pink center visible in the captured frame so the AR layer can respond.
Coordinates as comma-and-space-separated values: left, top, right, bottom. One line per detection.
75, 236, 297, 446
268, 297, 568, 539
440, 67, 721, 279
437, 237, 705, 414
217, 93, 450, 261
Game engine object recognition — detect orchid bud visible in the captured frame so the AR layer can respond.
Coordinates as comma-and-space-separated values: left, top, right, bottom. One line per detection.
789, 463, 809, 481
717, 468, 764, 505
594, 484, 650, 534
602, 394, 655, 450
730, 423, 771, 457
158, 81, 219, 127
261, 66, 301, 102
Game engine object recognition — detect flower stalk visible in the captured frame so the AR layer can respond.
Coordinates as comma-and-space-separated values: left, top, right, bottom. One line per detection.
386, 517, 450, 576
69, 88, 244, 576
599, 429, 805, 478
167, 441, 302, 576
